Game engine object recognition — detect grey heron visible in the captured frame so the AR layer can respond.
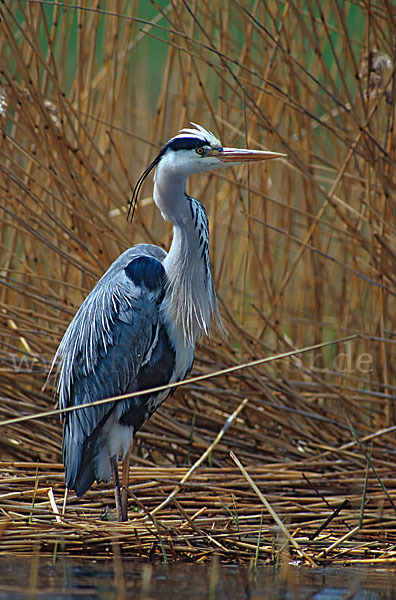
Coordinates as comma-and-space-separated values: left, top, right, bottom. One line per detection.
52, 123, 284, 521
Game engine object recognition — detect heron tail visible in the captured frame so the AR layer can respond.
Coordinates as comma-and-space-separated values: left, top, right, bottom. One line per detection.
63, 424, 108, 497
73, 451, 97, 498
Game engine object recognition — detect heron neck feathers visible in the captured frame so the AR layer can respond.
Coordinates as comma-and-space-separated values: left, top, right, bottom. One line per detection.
153, 162, 222, 347
161, 196, 220, 347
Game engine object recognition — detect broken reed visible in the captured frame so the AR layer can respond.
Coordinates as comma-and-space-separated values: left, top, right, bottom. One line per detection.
1, 0, 396, 563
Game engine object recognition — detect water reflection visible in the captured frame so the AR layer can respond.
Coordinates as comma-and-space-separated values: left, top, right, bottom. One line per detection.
0, 556, 396, 599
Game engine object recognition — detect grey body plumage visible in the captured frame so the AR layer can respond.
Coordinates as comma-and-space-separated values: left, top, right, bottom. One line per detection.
55, 244, 180, 496
52, 123, 284, 520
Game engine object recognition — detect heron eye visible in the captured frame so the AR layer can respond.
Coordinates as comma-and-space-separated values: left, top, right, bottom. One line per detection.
195, 147, 205, 156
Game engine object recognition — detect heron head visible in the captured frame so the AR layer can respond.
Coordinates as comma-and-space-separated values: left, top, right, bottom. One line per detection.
156, 122, 285, 176
128, 123, 285, 221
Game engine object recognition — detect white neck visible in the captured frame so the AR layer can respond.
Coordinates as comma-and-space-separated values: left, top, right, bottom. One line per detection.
153, 161, 220, 348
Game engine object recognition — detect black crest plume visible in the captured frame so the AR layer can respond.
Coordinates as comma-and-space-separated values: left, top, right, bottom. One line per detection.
127, 153, 162, 223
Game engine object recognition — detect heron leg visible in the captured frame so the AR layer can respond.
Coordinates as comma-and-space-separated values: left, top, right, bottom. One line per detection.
121, 441, 133, 521
110, 455, 126, 522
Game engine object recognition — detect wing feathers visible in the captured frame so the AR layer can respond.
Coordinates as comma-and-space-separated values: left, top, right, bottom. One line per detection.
53, 247, 168, 492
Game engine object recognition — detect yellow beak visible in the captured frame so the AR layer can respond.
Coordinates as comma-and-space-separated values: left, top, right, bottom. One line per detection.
211, 147, 286, 163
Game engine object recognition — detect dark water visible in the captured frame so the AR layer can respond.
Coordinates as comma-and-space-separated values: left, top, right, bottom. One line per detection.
1, 557, 396, 599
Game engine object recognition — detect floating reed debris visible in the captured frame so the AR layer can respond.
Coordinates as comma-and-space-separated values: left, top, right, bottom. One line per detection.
1, 1, 396, 564
1, 456, 396, 564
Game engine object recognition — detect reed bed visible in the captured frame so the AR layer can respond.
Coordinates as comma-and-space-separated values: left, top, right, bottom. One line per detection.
1, 1, 396, 564
1, 457, 396, 565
